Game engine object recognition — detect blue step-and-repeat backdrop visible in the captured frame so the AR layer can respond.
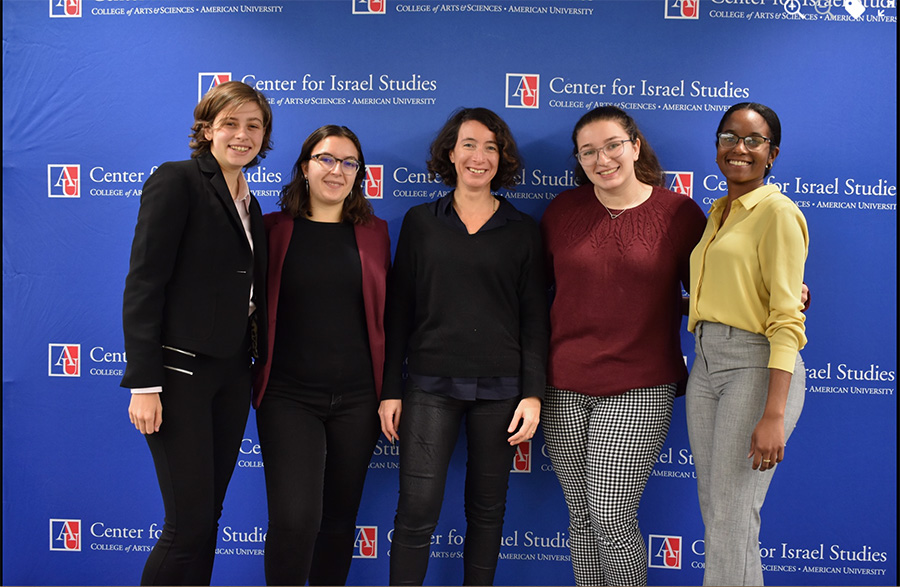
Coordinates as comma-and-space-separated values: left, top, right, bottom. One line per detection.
2, 0, 896, 585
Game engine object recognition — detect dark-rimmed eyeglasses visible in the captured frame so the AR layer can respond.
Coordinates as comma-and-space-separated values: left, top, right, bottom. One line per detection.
310, 153, 361, 174
717, 133, 771, 151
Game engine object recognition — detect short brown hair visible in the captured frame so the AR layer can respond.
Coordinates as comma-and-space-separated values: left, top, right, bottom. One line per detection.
427, 107, 522, 191
278, 125, 373, 225
189, 81, 273, 168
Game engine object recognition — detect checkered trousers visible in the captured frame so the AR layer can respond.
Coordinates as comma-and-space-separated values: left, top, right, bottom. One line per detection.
541, 384, 676, 586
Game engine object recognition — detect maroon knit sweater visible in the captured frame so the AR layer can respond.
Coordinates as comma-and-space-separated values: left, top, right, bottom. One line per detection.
540, 184, 707, 397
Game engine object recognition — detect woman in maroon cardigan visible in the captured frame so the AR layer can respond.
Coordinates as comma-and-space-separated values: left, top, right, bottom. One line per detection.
252, 125, 390, 586
540, 106, 707, 586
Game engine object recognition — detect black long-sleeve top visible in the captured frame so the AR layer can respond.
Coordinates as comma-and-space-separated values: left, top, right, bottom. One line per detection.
382, 193, 549, 401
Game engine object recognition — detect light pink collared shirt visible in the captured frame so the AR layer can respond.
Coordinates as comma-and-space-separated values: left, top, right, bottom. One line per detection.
234, 172, 256, 317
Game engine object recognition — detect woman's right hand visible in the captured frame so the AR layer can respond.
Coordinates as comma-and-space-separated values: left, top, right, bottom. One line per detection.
378, 399, 402, 443
129, 393, 162, 435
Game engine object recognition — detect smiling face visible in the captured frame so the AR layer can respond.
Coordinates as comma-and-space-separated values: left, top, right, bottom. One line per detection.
203, 101, 264, 176
448, 120, 500, 194
575, 119, 641, 195
716, 108, 779, 197
300, 135, 360, 211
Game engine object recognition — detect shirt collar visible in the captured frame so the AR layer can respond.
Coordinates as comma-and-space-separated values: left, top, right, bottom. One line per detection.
434, 191, 521, 222
737, 184, 779, 210
715, 183, 780, 211
235, 172, 251, 204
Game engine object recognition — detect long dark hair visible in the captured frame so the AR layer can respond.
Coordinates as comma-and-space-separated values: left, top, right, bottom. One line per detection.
570, 106, 664, 187
278, 125, 373, 224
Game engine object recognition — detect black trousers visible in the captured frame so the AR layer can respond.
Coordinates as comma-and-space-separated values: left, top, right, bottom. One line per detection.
389, 387, 518, 586
141, 345, 251, 586
256, 384, 380, 586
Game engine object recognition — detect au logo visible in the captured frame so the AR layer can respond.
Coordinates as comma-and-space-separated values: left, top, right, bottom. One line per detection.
353, 526, 378, 558
364, 165, 384, 199
664, 0, 699, 19
50, 519, 82, 551
49, 344, 81, 377
353, 0, 386, 14
648, 534, 682, 569
506, 74, 539, 109
665, 171, 693, 198
50, 0, 82, 18
198, 72, 232, 102
511, 440, 532, 473
48, 165, 80, 198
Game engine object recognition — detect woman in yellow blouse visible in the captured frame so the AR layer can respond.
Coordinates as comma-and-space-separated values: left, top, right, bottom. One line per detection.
686, 102, 809, 586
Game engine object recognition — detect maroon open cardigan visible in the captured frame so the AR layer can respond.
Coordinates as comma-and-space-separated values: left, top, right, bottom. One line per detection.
251, 210, 391, 408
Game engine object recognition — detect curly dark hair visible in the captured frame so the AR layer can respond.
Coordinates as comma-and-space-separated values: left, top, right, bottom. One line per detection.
570, 106, 664, 188
189, 81, 273, 168
427, 107, 522, 191
278, 125, 373, 225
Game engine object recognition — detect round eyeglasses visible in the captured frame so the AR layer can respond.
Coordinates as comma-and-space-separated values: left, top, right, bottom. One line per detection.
310, 153, 361, 174
717, 133, 771, 151
575, 139, 634, 165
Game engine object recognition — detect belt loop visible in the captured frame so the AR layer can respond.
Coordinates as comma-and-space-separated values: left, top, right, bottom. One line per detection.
694, 322, 706, 366
725, 324, 732, 339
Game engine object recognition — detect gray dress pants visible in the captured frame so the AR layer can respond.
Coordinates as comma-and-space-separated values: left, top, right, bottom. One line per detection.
686, 321, 805, 586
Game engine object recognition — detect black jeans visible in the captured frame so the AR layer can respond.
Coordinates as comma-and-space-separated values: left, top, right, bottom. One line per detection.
389, 387, 518, 586
256, 385, 380, 586
142, 346, 251, 586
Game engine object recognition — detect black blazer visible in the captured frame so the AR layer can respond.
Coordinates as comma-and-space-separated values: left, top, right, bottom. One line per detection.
121, 152, 267, 389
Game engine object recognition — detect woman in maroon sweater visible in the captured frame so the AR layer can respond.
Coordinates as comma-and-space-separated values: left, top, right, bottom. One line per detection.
540, 106, 706, 586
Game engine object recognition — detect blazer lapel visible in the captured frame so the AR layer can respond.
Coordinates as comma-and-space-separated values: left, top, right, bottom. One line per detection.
198, 153, 247, 244
354, 220, 387, 329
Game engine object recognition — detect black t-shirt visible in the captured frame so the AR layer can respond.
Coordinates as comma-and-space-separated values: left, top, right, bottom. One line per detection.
267, 218, 373, 395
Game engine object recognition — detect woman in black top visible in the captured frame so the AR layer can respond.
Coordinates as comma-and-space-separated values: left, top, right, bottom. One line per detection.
252, 125, 391, 585
123, 81, 271, 586
379, 108, 549, 585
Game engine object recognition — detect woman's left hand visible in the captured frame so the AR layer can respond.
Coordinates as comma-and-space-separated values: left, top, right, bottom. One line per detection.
507, 396, 541, 445
378, 399, 402, 444
748, 413, 785, 472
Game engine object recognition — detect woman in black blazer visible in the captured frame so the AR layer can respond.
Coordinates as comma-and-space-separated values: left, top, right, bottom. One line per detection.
121, 81, 272, 586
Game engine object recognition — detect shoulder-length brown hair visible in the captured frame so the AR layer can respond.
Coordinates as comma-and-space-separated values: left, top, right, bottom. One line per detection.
571, 106, 664, 187
278, 125, 373, 225
427, 107, 522, 191
189, 80, 273, 168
